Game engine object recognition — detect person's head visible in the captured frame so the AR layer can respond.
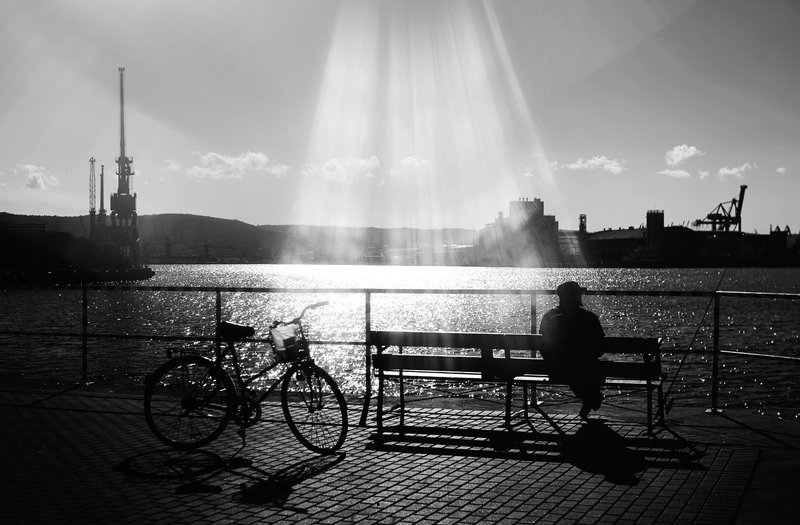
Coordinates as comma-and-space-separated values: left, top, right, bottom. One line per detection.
556, 281, 583, 309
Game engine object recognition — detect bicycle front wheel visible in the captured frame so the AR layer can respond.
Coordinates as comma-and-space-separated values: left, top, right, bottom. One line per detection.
144, 355, 236, 449
281, 364, 348, 454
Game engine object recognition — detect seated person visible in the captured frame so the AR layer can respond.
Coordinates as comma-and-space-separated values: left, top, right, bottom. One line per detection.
539, 281, 606, 419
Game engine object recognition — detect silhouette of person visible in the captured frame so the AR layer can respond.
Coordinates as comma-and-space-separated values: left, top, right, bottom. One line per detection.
539, 281, 605, 419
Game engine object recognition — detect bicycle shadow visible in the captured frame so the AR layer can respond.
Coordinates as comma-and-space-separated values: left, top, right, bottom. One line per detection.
232, 452, 346, 510
114, 448, 225, 490
115, 448, 345, 512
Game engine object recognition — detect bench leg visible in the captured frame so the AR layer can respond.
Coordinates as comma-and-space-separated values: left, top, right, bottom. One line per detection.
522, 385, 529, 419
655, 382, 666, 428
399, 372, 405, 434
376, 370, 384, 434
504, 381, 513, 429
524, 384, 538, 420
647, 382, 654, 434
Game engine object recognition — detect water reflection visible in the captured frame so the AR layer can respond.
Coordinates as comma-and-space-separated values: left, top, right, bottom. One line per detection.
1, 265, 797, 419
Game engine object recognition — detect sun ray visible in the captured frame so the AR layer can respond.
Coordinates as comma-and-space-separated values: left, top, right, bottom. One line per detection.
297, 0, 559, 257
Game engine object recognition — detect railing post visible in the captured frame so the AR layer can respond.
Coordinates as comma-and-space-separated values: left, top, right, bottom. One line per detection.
215, 288, 222, 353
215, 288, 222, 324
709, 292, 721, 413
359, 291, 372, 426
530, 292, 537, 335
81, 286, 88, 384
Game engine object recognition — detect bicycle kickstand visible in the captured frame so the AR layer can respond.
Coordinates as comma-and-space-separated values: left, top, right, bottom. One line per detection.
237, 426, 248, 447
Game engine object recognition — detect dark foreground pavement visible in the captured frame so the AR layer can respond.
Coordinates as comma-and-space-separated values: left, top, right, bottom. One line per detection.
1, 380, 798, 524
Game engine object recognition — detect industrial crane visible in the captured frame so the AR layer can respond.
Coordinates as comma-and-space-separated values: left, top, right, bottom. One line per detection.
87, 67, 139, 263
693, 185, 747, 232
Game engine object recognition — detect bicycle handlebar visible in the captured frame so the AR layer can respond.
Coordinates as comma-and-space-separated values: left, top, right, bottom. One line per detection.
273, 301, 329, 327
303, 301, 330, 313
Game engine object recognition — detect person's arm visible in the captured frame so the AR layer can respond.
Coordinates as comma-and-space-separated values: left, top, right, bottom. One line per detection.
539, 310, 554, 335
592, 313, 605, 357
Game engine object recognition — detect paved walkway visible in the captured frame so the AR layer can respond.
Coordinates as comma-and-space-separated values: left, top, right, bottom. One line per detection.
1, 380, 798, 524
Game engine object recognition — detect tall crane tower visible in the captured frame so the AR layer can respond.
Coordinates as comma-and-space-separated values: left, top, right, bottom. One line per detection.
88, 157, 97, 239
693, 185, 748, 232
89, 157, 96, 216
104, 66, 139, 263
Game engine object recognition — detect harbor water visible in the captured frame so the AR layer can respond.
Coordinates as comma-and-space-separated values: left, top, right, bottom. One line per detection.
1, 265, 798, 420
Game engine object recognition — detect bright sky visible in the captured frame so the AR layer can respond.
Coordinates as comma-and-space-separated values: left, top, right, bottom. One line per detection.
1, 0, 798, 233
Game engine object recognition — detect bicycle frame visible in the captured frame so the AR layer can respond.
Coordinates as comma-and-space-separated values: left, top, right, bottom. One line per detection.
213, 322, 314, 412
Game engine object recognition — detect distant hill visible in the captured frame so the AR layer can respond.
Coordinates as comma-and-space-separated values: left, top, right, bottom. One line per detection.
0, 212, 477, 264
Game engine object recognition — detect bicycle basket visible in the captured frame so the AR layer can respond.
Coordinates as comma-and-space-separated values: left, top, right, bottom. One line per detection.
270, 323, 305, 362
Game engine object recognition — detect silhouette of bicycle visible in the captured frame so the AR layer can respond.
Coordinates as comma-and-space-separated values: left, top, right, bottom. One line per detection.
144, 302, 348, 454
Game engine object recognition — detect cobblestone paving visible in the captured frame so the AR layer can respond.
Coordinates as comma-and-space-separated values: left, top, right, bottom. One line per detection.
0, 386, 779, 524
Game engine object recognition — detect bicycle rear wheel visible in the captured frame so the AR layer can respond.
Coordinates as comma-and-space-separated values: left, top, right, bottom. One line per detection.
281, 364, 348, 454
144, 355, 236, 449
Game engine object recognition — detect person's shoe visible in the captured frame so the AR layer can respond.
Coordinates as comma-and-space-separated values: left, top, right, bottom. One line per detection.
579, 403, 591, 420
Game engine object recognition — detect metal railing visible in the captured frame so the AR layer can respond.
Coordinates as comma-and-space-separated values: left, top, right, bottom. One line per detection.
2, 284, 798, 423
709, 290, 800, 413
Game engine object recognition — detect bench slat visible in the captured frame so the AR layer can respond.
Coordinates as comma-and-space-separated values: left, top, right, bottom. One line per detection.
374, 353, 662, 381
380, 371, 663, 388
370, 331, 537, 350
370, 331, 660, 355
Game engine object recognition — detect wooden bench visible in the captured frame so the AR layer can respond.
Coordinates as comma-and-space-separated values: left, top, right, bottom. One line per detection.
370, 330, 665, 437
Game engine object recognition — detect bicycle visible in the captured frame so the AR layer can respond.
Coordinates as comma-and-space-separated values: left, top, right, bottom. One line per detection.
144, 301, 348, 454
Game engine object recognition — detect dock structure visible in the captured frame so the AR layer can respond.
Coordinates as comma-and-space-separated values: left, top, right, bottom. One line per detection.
1, 378, 798, 524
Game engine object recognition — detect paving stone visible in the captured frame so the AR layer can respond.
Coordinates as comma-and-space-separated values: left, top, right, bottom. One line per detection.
1, 384, 799, 524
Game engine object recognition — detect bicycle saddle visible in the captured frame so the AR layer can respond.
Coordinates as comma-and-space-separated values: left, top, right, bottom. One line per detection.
217, 321, 255, 341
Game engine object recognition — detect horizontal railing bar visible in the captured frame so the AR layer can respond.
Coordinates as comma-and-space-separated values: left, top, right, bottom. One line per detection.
0, 328, 362, 348
0, 330, 87, 339
720, 350, 800, 361
6, 327, 796, 362
0, 330, 217, 343
7, 328, 795, 362
717, 290, 800, 300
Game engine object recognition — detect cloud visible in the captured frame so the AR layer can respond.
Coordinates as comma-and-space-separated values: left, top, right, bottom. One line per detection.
17, 164, 58, 190
561, 155, 627, 174
302, 156, 380, 183
389, 156, 431, 177
519, 154, 558, 178
699, 170, 710, 179
658, 169, 692, 178
186, 151, 289, 180
665, 144, 705, 167
718, 162, 755, 180
161, 160, 180, 174
776, 167, 787, 174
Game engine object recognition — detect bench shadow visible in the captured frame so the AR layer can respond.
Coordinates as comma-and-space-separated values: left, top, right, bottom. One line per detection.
369, 414, 705, 484
115, 448, 345, 512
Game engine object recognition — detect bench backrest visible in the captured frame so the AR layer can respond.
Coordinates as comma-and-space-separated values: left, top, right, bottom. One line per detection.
370, 330, 662, 381
370, 330, 660, 355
